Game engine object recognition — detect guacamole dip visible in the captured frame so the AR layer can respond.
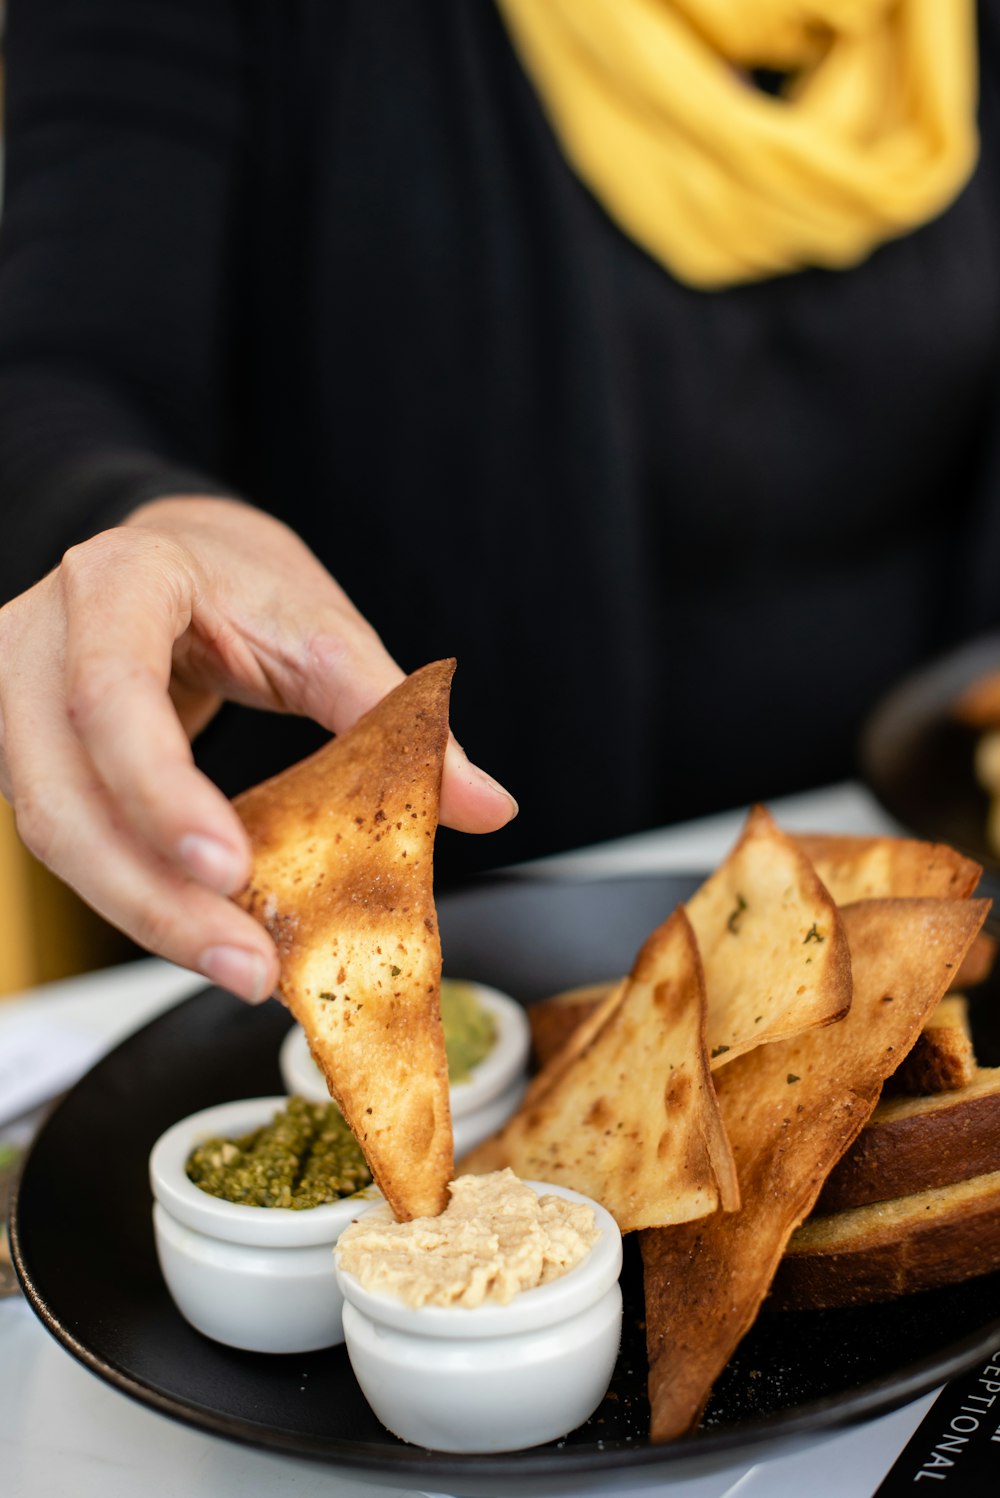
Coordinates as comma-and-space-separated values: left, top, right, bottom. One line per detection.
441, 979, 497, 1083
186, 1094, 371, 1208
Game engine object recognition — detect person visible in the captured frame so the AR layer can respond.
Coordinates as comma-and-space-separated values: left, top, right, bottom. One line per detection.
0, 0, 996, 1004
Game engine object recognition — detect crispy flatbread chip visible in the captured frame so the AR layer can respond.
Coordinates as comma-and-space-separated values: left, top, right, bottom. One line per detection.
952, 931, 997, 989
687, 806, 852, 1067
233, 660, 455, 1221
521, 979, 626, 1109
642, 896, 989, 1443
795, 833, 982, 903
528, 980, 618, 1070
462, 909, 739, 1230
797, 833, 985, 996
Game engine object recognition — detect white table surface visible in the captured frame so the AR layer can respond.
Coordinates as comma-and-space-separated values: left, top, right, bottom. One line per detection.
1, 781, 954, 1498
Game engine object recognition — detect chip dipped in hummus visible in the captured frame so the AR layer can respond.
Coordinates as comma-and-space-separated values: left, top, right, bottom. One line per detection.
233, 660, 456, 1222
335, 1169, 598, 1308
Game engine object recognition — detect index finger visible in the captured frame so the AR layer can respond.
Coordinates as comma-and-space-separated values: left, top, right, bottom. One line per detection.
60, 531, 252, 894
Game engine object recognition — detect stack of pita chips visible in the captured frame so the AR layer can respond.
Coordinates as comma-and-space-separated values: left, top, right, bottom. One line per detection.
463, 811, 990, 1443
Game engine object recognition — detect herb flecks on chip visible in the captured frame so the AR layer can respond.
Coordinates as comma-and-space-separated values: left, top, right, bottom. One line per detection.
686, 805, 851, 1070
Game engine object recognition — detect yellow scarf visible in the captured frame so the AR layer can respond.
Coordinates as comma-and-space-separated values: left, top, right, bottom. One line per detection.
495, 0, 978, 288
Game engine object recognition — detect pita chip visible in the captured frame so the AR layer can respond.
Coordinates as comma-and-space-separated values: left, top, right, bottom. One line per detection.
233, 659, 455, 1221
642, 895, 989, 1443
462, 908, 739, 1231
686, 806, 852, 1067
797, 832, 989, 994
521, 978, 627, 1109
795, 833, 981, 903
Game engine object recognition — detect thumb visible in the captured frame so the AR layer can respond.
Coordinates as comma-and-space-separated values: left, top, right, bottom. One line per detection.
303, 637, 518, 836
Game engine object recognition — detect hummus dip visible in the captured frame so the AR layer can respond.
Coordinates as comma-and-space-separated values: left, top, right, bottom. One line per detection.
335, 1169, 598, 1308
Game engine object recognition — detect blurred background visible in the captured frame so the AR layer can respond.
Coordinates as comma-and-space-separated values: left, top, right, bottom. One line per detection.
0, 2, 135, 997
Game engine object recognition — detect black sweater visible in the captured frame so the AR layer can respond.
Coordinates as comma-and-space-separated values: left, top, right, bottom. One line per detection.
3, 0, 1000, 879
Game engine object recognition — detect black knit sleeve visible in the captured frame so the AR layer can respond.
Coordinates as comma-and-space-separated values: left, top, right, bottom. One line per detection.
0, 0, 248, 602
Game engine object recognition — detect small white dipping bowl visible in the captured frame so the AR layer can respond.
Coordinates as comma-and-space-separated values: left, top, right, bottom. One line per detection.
334, 1181, 623, 1453
278, 980, 531, 1157
149, 1096, 381, 1353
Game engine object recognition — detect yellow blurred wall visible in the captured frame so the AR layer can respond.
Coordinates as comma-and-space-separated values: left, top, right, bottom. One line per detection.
0, 799, 134, 998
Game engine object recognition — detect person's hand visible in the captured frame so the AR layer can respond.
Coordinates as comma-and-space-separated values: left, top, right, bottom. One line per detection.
0, 495, 517, 1001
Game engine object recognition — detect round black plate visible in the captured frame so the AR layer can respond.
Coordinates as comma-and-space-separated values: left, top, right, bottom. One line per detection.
11, 874, 1000, 1494
861, 633, 1000, 896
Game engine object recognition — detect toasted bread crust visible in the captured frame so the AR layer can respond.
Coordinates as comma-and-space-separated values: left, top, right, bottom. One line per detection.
815, 1067, 1000, 1213
773, 1170, 1000, 1308
887, 994, 978, 1095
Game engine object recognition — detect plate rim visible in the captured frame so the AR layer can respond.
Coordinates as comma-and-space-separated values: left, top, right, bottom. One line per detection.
860, 631, 1000, 875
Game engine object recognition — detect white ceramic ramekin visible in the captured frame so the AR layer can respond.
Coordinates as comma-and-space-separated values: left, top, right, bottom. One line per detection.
149, 1096, 381, 1353
334, 1181, 623, 1452
278, 980, 531, 1157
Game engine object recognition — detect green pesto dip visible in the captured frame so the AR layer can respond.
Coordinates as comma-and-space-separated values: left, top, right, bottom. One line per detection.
441, 979, 497, 1084
186, 1094, 371, 1209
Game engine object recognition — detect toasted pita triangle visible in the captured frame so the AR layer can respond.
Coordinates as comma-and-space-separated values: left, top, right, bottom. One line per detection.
686, 806, 852, 1068
797, 833, 989, 995
462, 908, 739, 1231
642, 896, 989, 1443
795, 833, 982, 903
233, 660, 455, 1220
520, 978, 627, 1110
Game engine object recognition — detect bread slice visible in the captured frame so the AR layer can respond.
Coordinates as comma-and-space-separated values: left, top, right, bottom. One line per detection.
233, 660, 455, 1221
887, 993, 977, 1094
772, 1169, 1000, 1309
816, 1066, 1000, 1213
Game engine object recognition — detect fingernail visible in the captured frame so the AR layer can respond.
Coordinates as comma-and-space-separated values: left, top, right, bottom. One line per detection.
469, 764, 519, 819
179, 834, 246, 895
199, 945, 272, 1004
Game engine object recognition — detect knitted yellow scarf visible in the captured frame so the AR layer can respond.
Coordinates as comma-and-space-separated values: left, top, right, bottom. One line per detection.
495, 0, 978, 287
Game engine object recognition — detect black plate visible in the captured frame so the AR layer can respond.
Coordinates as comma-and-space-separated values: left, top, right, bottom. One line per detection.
11, 874, 1000, 1494
861, 633, 1000, 901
